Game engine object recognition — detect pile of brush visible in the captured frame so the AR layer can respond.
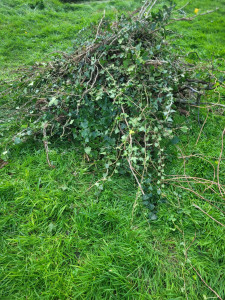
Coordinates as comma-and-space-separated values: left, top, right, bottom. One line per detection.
2, 0, 216, 205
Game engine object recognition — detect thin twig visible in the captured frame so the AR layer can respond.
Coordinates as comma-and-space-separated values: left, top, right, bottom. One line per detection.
175, 1, 190, 12
93, 10, 105, 44
43, 123, 55, 168
127, 158, 145, 195
195, 109, 209, 145
176, 99, 225, 108
192, 203, 225, 227
170, 184, 225, 215
217, 128, 225, 198
190, 262, 223, 300
171, 8, 219, 22
0, 160, 8, 169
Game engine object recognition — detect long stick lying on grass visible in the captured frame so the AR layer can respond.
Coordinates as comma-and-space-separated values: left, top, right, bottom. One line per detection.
193, 203, 225, 227
217, 128, 225, 199
43, 123, 55, 169
190, 262, 223, 300
175, 100, 225, 108
179, 202, 222, 300
195, 109, 209, 145
170, 183, 225, 215
171, 8, 219, 22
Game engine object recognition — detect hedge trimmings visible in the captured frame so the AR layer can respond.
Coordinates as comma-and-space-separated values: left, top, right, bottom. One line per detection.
3, 1, 216, 212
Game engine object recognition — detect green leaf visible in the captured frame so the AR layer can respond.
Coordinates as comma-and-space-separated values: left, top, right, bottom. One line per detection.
181, 126, 188, 133
142, 194, 150, 201
14, 137, 22, 144
84, 147, 91, 155
48, 97, 58, 106
149, 212, 158, 221
171, 136, 180, 145
127, 65, 135, 72
149, 203, 155, 211
123, 59, 131, 68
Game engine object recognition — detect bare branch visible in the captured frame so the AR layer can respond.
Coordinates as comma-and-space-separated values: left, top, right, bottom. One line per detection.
43, 123, 55, 168
190, 262, 223, 300
193, 203, 225, 227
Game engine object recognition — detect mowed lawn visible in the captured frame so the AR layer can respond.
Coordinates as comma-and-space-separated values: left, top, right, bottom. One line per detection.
0, 0, 225, 299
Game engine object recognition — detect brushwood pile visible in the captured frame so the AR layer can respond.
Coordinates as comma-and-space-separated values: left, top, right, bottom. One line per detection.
4, 2, 213, 208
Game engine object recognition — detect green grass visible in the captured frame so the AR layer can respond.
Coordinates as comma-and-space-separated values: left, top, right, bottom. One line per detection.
1, 0, 225, 299
172, 0, 225, 58
1, 138, 225, 299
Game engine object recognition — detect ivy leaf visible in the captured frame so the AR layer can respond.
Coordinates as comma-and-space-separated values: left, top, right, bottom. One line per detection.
143, 200, 149, 207
171, 136, 180, 145
84, 147, 91, 155
181, 126, 188, 133
148, 212, 158, 221
48, 97, 58, 106
127, 65, 135, 72
142, 194, 150, 201
123, 59, 131, 68
149, 203, 155, 211
14, 137, 22, 144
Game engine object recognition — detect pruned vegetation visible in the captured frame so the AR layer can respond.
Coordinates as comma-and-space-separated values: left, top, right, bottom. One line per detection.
0, 0, 225, 299
1, 1, 220, 207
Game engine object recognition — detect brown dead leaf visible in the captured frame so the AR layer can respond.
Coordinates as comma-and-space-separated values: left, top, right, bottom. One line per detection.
0, 159, 9, 169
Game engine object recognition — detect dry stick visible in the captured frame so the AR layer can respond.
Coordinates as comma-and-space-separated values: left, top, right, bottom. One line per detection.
190, 263, 223, 300
131, 191, 141, 225
165, 177, 223, 195
175, 1, 190, 12
0, 160, 8, 169
195, 109, 209, 145
43, 123, 54, 168
138, 0, 152, 19
178, 153, 225, 161
176, 196, 189, 300
179, 198, 223, 300
120, 105, 145, 196
170, 181, 224, 202
171, 8, 219, 22
77, 64, 99, 112
128, 7, 141, 18
181, 228, 222, 300
146, 0, 159, 17
86, 169, 109, 192
177, 146, 193, 192
93, 10, 105, 43
150, 8, 219, 36
176, 153, 217, 192
193, 203, 225, 227
170, 184, 225, 215
131, 128, 149, 224
127, 158, 145, 195
174, 179, 225, 210
176, 100, 225, 108
60, 117, 71, 138
217, 128, 225, 199
166, 176, 218, 186
186, 232, 197, 255
145, 59, 168, 66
